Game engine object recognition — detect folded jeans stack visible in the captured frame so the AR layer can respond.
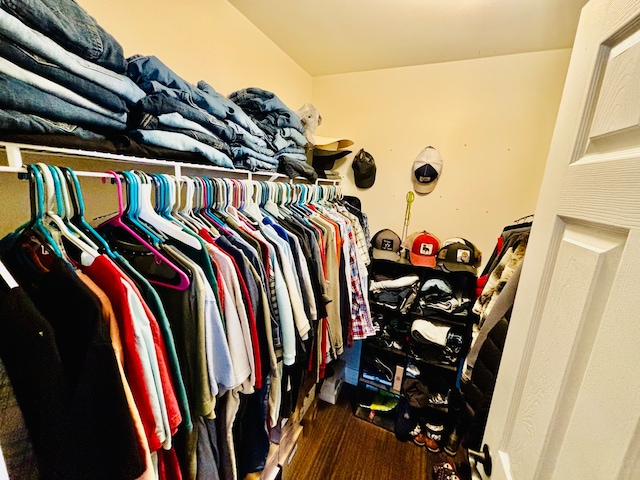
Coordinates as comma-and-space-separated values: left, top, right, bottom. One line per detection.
228, 87, 317, 180
0, 0, 144, 134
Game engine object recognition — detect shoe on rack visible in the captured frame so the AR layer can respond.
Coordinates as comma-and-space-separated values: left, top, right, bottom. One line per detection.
443, 426, 461, 456
413, 432, 427, 447
428, 391, 449, 407
425, 423, 444, 453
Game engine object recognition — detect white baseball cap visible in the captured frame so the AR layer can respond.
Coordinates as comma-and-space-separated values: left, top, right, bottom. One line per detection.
412, 146, 443, 195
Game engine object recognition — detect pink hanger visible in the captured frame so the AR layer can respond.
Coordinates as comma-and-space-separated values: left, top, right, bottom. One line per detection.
99, 170, 190, 291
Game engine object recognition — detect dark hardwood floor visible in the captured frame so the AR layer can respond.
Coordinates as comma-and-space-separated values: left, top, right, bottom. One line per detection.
286, 385, 470, 480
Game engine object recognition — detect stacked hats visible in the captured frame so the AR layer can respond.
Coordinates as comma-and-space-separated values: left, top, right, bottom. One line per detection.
311, 135, 354, 178
412, 146, 443, 195
436, 238, 482, 274
402, 231, 441, 268
352, 148, 377, 188
371, 229, 402, 262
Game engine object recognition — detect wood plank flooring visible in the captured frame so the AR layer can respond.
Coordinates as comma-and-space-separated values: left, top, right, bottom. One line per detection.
286, 385, 471, 480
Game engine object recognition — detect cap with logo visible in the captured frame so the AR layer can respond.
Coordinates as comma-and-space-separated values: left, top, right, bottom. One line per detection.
371, 229, 402, 262
352, 148, 377, 188
401, 231, 441, 268
436, 238, 482, 274
412, 146, 443, 195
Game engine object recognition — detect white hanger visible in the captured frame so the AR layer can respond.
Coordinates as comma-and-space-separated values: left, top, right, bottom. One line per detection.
133, 172, 202, 250
0, 259, 18, 289
37, 163, 98, 265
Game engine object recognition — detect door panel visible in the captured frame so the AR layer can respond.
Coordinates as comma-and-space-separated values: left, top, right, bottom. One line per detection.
481, 1, 640, 479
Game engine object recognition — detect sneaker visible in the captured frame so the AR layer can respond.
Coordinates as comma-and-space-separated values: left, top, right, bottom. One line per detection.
425, 423, 444, 453
428, 392, 449, 407
413, 432, 427, 447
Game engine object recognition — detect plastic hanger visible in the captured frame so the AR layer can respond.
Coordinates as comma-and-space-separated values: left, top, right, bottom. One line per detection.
47, 165, 101, 251
36, 163, 98, 265
129, 170, 202, 250
61, 166, 117, 258
0, 258, 19, 289
22, 164, 64, 257
98, 171, 190, 291
190, 176, 217, 231
120, 170, 164, 245
170, 175, 207, 233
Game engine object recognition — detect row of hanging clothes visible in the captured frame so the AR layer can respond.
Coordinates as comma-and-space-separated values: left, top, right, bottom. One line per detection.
0, 163, 373, 480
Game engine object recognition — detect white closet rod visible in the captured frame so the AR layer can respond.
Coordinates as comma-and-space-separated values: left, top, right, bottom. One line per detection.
0, 141, 340, 185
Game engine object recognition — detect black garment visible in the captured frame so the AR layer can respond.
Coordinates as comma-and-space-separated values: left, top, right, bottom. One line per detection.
0, 286, 64, 478
0, 230, 144, 480
278, 157, 318, 182
460, 318, 509, 450
0, 355, 40, 480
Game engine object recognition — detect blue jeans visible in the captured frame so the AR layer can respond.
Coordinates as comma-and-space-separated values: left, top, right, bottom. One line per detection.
0, 108, 104, 139
0, 8, 144, 103
228, 87, 304, 131
0, 56, 127, 124
141, 114, 232, 156
225, 119, 268, 148
130, 129, 234, 169
0, 72, 127, 131
230, 145, 278, 167
196, 80, 266, 138
127, 56, 241, 125
0, 33, 127, 113
232, 156, 278, 172
0, 0, 126, 72
132, 92, 235, 142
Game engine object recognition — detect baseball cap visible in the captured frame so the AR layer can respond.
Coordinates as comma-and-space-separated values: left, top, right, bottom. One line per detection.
312, 148, 352, 176
412, 146, 443, 195
436, 238, 482, 274
401, 231, 440, 268
352, 149, 376, 188
371, 229, 402, 262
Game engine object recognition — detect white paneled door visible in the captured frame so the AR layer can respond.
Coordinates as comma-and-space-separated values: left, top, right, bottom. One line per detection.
481, 0, 640, 478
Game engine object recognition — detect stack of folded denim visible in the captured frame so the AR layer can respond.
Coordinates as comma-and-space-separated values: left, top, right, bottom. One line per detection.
228, 87, 309, 165
0, 0, 145, 136
126, 55, 282, 170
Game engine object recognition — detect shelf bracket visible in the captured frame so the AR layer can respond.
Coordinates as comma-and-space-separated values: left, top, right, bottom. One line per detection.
5, 145, 23, 169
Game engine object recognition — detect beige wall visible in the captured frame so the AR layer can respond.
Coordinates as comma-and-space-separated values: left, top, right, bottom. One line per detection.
77, 0, 312, 108
312, 49, 571, 265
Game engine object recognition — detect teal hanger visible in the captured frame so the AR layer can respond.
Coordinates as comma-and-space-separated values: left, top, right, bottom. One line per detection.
121, 170, 164, 245
25, 164, 64, 257
61, 166, 117, 258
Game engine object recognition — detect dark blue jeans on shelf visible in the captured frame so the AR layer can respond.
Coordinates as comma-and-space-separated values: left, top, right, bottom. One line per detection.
0, 108, 105, 139
132, 92, 236, 143
0, 8, 144, 103
127, 55, 233, 120
0, 35, 128, 113
197, 80, 266, 138
0, 71, 127, 131
129, 129, 234, 168
0, 0, 126, 72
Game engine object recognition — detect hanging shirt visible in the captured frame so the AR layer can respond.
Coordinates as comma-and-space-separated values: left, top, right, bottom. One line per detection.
0, 230, 145, 479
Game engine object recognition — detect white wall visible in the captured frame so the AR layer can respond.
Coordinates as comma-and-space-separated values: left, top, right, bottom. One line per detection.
312, 49, 571, 264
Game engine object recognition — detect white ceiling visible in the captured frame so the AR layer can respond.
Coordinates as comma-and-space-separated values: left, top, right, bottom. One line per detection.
228, 0, 590, 76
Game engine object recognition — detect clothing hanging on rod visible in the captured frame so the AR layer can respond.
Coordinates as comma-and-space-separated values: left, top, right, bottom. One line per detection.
0, 163, 370, 480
